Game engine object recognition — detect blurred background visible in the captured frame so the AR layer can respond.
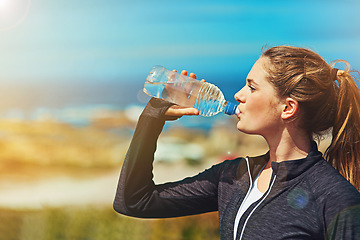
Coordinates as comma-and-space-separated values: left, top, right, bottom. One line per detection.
0, 0, 359, 239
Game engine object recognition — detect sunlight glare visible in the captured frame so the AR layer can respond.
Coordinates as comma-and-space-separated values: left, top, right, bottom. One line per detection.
0, 0, 31, 31
0, 0, 8, 8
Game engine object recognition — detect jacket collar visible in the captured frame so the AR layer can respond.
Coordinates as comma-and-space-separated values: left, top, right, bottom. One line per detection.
270, 141, 324, 182
248, 141, 324, 182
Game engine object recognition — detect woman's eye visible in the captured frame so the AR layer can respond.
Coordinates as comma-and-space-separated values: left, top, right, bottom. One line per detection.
248, 84, 256, 91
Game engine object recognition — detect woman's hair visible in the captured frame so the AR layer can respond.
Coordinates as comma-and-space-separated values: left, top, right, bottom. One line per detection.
261, 45, 360, 190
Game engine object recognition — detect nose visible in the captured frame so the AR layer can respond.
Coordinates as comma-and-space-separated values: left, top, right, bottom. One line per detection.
234, 86, 246, 103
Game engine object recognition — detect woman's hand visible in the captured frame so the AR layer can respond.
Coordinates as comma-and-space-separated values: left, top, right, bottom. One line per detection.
165, 70, 205, 119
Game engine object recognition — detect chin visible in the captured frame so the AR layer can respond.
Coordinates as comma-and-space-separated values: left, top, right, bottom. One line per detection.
237, 124, 258, 135
237, 125, 250, 134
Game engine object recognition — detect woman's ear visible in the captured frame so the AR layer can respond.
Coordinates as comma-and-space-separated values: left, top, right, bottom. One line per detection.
281, 97, 299, 120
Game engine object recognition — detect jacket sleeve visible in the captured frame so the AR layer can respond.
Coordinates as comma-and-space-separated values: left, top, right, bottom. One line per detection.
323, 177, 360, 240
325, 203, 360, 240
113, 98, 220, 218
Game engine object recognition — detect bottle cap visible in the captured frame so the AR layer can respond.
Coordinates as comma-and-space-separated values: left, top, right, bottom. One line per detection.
224, 101, 239, 115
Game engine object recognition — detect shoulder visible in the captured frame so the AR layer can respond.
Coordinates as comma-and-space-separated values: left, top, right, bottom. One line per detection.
305, 160, 360, 237
306, 158, 359, 206
204, 157, 245, 181
209, 157, 244, 174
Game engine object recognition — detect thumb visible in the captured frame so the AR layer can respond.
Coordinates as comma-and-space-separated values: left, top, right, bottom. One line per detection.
165, 105, 200, 117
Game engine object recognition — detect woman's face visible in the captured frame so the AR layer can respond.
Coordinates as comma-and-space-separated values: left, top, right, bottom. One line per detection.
234, 57, 285, 137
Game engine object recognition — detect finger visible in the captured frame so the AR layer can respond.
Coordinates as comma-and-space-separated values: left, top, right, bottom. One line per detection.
170, 108, 199, 116
189, 72, 197, 79
179, 108, 199, 116
181, 70, 188, 76
166, 106, 199, 116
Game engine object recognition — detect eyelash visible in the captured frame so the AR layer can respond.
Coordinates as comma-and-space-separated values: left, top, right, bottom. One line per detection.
247, 84, 256, 92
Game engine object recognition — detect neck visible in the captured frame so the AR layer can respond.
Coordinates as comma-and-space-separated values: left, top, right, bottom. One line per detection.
264, 127, 311, 165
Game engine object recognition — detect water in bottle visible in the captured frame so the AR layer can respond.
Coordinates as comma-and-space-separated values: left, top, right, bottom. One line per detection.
143, 66, 239, 117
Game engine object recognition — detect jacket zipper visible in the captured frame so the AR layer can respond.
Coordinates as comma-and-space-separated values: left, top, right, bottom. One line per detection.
238, 174, 277, 240
233, 157, 253, 240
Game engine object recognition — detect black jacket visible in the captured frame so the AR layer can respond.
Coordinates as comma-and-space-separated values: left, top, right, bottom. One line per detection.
114, 98, 360, 240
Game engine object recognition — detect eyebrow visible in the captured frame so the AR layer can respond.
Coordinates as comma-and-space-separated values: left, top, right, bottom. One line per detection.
247, 79, 258, 86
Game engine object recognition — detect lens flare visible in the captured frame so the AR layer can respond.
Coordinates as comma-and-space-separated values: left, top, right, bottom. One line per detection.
0, 0, 31, 31
0, 0, 7, 7
287, 187, 309, 209
0, 0, 11, 12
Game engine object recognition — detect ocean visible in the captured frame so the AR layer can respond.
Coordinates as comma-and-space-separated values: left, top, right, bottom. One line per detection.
0, 77, 244, 129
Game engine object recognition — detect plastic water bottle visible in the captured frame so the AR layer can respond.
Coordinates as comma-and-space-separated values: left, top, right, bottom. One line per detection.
143, 65, 239, 117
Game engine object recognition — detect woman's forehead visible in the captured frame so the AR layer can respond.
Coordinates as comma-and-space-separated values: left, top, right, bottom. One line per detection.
247, 58, 270, 81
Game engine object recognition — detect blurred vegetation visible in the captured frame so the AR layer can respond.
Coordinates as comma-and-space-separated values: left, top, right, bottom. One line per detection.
0, 117, 271, 171
0, 119, 131, 169
0, 207, 219, 240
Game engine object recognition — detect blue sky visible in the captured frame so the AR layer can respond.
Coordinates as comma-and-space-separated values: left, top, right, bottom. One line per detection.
0, 0, 359, 99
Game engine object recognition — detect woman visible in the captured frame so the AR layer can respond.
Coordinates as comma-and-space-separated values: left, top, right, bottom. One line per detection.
114, 46, 360, 239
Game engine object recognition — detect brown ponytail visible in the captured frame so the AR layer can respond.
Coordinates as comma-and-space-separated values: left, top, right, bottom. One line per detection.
262, 46, 360, 190
325, 60, 360, 190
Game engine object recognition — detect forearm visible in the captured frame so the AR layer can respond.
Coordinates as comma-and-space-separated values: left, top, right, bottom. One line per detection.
113, 98, 170, 217
113, 98, 219, 218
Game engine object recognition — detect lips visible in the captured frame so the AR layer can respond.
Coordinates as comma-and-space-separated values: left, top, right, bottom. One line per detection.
236, 108, 241, 118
